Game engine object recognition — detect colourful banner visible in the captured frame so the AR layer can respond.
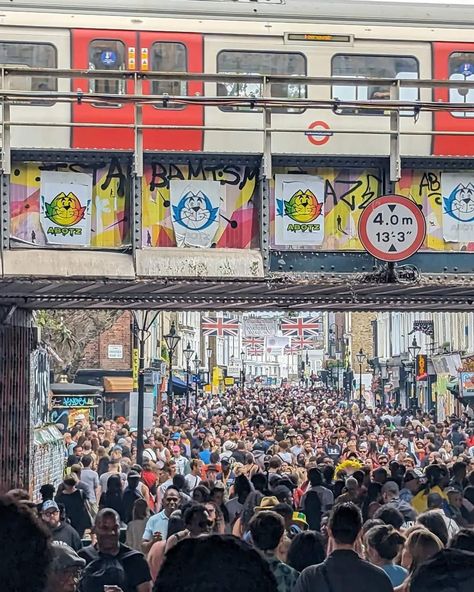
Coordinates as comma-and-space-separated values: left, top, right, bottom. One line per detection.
10, 158, 130, 247
40, 171, 92, 246
275, 175, 324, 246
441, 173, 474, 243
142, 161, 259, 248
170, 180, 221, 248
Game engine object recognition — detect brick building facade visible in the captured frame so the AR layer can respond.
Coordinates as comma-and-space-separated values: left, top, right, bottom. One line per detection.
82, 312, 132, 370
350, 312, 377, 370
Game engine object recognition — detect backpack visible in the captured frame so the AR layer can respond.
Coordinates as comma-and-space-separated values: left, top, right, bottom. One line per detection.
302, 490, 322, 532
79, 547, 140, 592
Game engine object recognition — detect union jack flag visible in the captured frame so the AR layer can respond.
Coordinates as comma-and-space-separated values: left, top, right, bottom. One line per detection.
242, 337, 264, 346
201, 316, 239, 337
286, 337, 317, 351
246, 345, 264, 356
280, 316, 322, 338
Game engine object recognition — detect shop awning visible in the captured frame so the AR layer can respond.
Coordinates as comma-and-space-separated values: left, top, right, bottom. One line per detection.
172, 376, 188, 395
104, 376, 134, 393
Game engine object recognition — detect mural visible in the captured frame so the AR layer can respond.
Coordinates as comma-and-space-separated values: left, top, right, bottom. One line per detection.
142, 161, 259, 248
270, 167, 382, 250
396, 170, 474, 251
271, 167, 474, 251
10, 158, 130, 247
275, 175, 325, 247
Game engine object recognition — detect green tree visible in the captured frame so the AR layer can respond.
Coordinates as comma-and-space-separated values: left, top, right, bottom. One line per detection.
36, 310, 121, 378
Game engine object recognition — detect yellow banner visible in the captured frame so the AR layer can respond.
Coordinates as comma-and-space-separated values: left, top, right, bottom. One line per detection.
132, 348, 139, 389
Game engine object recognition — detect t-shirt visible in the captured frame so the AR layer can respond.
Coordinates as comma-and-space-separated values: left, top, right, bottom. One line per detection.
199, 449, 211, 464
381, 563, 408, 587
99, 471, 128, 493
81, 469, 100, 503
184, 474, 202, 493
79, 543, 151, 592
143, 510, 170, 541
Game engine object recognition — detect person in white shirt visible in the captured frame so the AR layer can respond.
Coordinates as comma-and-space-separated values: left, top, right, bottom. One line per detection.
142, 487, 180, 554
184, 459, 202, 493
142, 438, 158, 463
171, 445, 190, 476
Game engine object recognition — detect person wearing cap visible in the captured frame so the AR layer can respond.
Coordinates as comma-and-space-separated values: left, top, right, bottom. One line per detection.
45, 542, 85, 592
399, 469, 423, 505
41, 499, 83, 551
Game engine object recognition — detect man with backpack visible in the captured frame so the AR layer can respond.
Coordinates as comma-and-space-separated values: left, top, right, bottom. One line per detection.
300, 468, 333, 531
79, 508, 151, 592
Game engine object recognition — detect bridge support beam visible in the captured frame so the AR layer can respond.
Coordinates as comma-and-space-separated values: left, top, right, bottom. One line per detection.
0, 307, 36, 493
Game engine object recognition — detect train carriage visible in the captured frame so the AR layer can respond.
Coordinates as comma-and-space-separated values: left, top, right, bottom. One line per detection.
0, 0, 473, 155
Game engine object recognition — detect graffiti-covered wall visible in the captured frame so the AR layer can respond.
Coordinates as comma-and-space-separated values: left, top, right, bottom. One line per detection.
271, 166, 474, 252
142, 160, 260, 248
10, 158, 130, 247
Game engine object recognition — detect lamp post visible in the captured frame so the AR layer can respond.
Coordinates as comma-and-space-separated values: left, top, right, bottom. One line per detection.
408, 335, 421, 408
183, 341, 194, 413
206, 347, 212, 386
356, 348, 366, 411
132, 310, 160, 466
193, 353, 201, 407
164, 321, 181, 425
240, 349, 246, 392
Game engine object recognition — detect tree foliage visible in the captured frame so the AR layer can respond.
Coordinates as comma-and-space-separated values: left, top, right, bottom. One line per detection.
36, 310, 121, 377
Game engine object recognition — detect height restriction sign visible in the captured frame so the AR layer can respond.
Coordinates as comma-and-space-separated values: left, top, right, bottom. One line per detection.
358, 195, 426, 262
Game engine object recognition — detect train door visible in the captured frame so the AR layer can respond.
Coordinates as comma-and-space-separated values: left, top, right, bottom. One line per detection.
140, 32, 204, 150
71, 30, 137, 149
433, 42, 474, 155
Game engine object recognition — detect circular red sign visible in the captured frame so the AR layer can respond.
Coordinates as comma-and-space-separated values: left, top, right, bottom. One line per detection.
358, 194, 426, 262
306, 120, 332, 146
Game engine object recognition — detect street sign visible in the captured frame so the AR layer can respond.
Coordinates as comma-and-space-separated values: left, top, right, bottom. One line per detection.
358, 194, 426, 262
305, 120, 332, 146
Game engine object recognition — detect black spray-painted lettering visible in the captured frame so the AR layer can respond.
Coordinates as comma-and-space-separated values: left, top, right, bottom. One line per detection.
419, 172, 442, 206
324, 174, 382, 211
149, 161, 258, 191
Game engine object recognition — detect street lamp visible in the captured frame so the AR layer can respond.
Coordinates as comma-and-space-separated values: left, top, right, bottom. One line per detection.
240, 349, 246, 392
206, 347, 212, 386
183, 342, 194, 413
408, 336, 421, 408
356, 348, 366, 411
164, 321, 181, 425
132, 310, 160, 466
193, 353, 201, 407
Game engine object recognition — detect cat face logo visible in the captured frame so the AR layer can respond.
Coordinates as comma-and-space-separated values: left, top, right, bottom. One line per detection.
172, 190, 218, 231
45, 192, 86, 227
444, 182, 474, 223
283, 189, 322, 223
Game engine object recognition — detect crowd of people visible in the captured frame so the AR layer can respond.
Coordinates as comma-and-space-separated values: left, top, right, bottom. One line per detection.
2, 385, 474, 592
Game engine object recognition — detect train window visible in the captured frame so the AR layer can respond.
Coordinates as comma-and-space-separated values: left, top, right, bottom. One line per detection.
151, 42, 187, 109
217, 50, 306, 112
89, 40, 126, 107
0, 42, 56, 92
331, 55, 419, 115
449, 53, 474, 118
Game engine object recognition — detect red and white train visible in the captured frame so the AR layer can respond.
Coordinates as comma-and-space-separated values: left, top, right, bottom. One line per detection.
1, 0, 474, 155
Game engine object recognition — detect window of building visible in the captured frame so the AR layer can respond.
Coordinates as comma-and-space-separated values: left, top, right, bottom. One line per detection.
88, 40, 126, 106
217, 50, 306, 112
448, 52, 474, 118
0, 42, 56, 92
331, 54, 419, 115
151, 42, 187, 109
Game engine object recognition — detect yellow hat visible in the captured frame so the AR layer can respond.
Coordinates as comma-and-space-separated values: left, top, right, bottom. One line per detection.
254, 496, 279, 512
